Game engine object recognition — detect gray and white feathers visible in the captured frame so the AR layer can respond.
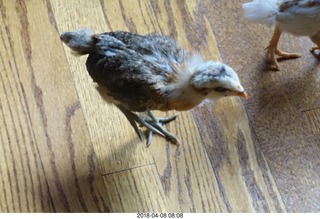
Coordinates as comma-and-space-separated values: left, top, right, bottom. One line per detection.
60, 29, 247, 112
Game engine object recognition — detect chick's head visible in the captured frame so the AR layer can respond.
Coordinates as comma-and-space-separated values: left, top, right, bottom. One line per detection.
191, 61, 248, 99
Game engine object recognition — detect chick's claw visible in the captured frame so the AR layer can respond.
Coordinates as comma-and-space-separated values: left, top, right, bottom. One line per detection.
145, 112, 180, 147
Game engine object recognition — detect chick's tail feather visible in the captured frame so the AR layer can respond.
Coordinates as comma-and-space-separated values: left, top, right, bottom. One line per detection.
242, 0, 279, 26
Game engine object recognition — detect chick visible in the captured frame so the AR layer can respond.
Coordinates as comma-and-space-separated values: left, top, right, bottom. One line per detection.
60, 29, 247, 146
243, 0, 320, 70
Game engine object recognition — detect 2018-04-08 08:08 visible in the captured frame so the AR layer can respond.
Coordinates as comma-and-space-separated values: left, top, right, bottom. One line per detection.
137, 213, 184, 218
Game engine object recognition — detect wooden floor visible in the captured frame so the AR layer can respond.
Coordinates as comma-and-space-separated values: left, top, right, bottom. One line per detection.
0, 0, 319, 213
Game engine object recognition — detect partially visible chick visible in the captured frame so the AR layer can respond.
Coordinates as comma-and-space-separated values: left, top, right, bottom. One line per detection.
60, 29, 247, 146
243, 0, 320, 70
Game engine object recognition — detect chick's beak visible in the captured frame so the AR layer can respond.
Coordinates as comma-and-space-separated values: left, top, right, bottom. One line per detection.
237, 91, 248, 99
60, 32, 73, 44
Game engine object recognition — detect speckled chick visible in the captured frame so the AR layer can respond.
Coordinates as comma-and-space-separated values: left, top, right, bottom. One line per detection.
60, 29, 247, 146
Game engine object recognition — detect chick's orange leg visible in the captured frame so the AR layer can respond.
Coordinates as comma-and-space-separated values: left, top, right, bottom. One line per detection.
266, 27, 282, 70
266, 26, 301, 71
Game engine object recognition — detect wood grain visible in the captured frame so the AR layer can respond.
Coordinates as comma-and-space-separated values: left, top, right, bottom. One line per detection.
50, 0, 154, 175
0, 0, 109, 212
207, 0, 320, 212
103, 165, 170, 212
0, 0, 318, 213
0, 9, 52, 211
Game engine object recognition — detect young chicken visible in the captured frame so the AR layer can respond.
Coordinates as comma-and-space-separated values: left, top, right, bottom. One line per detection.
60, 29, 247, 146
243, 0, 320, 70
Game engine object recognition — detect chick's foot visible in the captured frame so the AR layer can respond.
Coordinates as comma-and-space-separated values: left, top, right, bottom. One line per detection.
266, 46, 301, 71
275, 48, 301, 59
144, 111, 180, 147
118, 105, 180, 146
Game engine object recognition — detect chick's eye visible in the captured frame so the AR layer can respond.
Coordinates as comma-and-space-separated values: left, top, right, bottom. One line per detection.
214, 87, 229, 92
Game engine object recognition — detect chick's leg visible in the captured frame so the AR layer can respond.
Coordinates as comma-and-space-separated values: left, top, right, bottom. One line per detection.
117, 105, 179, 146
117, 105, 163, 142
266, 26, 301, 70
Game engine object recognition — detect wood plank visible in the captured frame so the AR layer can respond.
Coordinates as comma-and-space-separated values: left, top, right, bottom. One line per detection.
100, 0, 285, 212
150, 111, 228, 212
53, 1, 234, 211
102, 0, 230, 212
0, 10, 52, 212
206, 0, 320, 212
50, 0, 173, 212
1, 0, 303, 212
102, 165, 170, 212
152, 0, 285, 212
50, 0, 154, 175
194, 99, 286, 212
0, 0, 109, 212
